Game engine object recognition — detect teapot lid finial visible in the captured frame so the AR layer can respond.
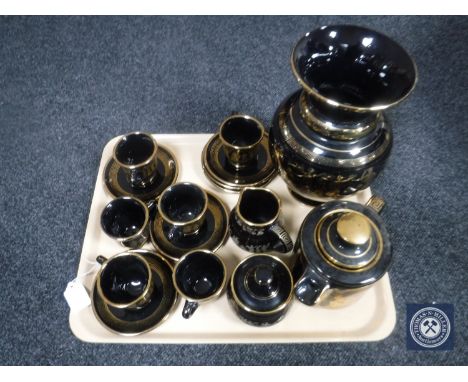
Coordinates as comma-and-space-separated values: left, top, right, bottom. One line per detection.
336, 212, 372, 246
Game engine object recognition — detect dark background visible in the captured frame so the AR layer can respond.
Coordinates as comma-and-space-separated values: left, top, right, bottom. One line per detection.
0, 16, 466, 365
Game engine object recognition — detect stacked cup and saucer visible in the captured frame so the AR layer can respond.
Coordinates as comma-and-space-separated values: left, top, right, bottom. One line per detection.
150, 182, 229, 261
104, 131, 178, 203
202, 114, 277, 192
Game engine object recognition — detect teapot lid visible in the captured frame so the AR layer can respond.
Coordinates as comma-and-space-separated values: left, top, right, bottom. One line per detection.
231, 254, 293, 313
299, 200, 391, 288
316, 209, 382, 270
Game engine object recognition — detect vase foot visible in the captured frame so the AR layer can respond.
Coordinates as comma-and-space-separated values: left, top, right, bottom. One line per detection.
288, 189, 324, 207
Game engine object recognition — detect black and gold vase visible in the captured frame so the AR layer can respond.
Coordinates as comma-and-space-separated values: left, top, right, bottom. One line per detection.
270, 25, 417, 201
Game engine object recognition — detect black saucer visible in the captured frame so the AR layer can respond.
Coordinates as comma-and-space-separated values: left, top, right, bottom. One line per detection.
104, 145, 178, 203
91, 250, 177, 335
202, 133, 277, 192
150, 192, 228, 261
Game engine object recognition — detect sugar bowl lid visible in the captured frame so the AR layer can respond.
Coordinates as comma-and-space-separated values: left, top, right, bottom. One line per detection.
299, 199, 392, 288
231, 254, 293, 313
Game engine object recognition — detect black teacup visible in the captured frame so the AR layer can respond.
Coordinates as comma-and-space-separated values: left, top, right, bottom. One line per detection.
101, 196, 149, 248
219, 114, 264, 169
229, 187, 293, 253
158, 182, 208, 237
173, 249, 226, 319
113, 132, 158, 189
95, 252, 153, 310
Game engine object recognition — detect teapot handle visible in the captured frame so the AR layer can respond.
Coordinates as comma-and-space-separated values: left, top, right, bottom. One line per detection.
365, 195, 385, 214
294, 267, 329, 306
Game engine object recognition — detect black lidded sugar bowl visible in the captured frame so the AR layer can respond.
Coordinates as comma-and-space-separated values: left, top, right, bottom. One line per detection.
270, 25, 417, 201
228, 254, 294, 326
293, 199, 392, 307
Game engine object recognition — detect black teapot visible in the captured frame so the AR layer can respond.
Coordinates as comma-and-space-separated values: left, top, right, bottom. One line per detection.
293, 197, 392, 307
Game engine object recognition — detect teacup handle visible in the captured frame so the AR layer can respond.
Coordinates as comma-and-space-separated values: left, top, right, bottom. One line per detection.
269, 223, 294, 253
182, 300, 199, 319
96, 255, 107, 265
147, 199, 158, 221
295, 267, 329, 306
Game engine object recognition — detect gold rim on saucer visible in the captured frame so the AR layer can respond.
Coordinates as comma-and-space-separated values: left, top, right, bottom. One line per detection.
91, 249, 178, 336
104, 144, 178, 203
150, 191, 229, 261
201, 133, 277, 192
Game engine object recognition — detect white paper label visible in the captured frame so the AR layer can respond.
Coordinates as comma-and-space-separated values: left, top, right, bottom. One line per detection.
64, 280, 91, 311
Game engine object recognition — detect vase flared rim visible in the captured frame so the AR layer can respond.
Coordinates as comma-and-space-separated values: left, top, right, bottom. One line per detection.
291, 25, 418, 112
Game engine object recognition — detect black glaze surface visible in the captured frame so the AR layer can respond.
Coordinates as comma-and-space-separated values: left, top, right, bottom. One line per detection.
233, 256, 291, 312
229, 188, 293, 253
162, 210, 214, 249
238, 188, 278, 224
99, 256, 149, 304
290, 99, 388, 159
217, 135, 268, 176
228, 255, 293, 326
114, 133, 159, 188
219, 115, 266, 170
202, 132, 277, 191
294, 201, 392, 289
318, 214, 379, 269
175, 251, 225, 299
104, 145, 178, 202
159, 183, 206, 223
108, 270, 164, 322
227, 288, 288, 327
292, 25, 417, 109
1, 16, 467, 365
220, 116, 262, 147
101, 197, 146, 238
229, 211, 293, 254
151, 192, 228, 260
269, 24, 414, 199
270, 91, 392, 197
92, 251, 177, 334
115, 133, 155, 166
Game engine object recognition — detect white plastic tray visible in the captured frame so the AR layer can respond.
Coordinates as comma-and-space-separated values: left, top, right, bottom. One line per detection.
70, 134, 396, 343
